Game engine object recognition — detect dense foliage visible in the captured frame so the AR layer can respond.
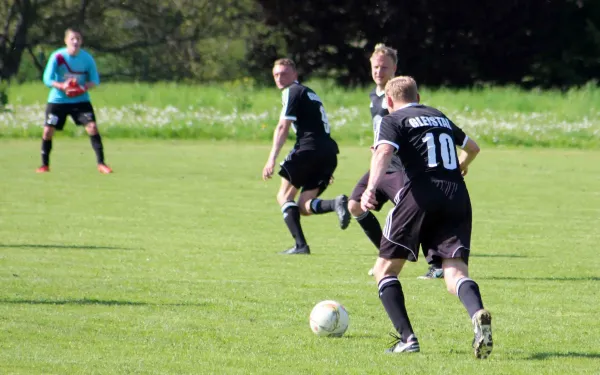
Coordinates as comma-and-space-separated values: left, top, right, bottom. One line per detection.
1, 0, 598, 88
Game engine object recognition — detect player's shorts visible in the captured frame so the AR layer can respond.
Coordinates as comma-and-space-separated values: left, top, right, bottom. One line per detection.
379, 178, 472, 264
349, 170, 404, 211
44, 102, 96, 130
278, 148, 337, 195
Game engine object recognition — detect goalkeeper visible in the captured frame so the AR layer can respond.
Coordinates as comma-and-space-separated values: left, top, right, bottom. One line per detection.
37, 27, 112, 174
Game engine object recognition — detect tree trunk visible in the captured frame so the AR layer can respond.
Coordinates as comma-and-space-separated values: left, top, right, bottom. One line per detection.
0, 0, 34, 81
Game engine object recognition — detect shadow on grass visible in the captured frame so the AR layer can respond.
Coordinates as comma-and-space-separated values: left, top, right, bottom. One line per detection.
345, 333, 381, 339
483, 276, 599, 282
0, 298, 208, 307
0, 244, 136, 250
528, 352, 600, 360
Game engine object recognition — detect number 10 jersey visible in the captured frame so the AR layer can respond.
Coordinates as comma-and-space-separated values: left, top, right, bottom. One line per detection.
375, 103, 469, 183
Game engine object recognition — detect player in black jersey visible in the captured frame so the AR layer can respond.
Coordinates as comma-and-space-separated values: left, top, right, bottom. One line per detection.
262, 58, 350, 255
361, 76, 493, 358
348, 44, 443, 279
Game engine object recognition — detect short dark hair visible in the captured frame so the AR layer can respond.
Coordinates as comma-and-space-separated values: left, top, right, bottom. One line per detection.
65, 27, 83, 38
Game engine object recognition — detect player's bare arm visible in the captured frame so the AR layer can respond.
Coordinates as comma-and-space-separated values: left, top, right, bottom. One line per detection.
361, 143, 394, 211
458, 138, 481, 176
262, 119, 292, 180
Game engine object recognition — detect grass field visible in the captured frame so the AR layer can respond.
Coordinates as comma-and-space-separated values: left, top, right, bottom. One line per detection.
2, 81, 599, 148
1, 139, 599, 374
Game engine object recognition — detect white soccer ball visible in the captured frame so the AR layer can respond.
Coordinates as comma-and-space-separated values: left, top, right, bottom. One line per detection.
309, 300, 349, 337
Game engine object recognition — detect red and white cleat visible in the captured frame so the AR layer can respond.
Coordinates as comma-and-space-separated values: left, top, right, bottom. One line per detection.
97, 164, 113, 174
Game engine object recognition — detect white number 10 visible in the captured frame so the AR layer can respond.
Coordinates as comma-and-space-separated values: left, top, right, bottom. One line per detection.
422, 132, 457, 170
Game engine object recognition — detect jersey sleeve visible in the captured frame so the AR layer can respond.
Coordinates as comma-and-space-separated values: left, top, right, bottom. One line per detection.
87, 53, 100, 85
42, 52, 59, 88
374, 115, 401, 151
280, 85, 302, 121
450, 120, 469, 148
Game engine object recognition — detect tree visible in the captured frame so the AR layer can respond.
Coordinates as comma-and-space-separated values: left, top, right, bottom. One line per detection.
0, 0, 268, 83
256, 0, 600, 87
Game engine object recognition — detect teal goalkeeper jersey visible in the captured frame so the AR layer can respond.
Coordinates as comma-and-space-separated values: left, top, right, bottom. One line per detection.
43, 47, 100, 104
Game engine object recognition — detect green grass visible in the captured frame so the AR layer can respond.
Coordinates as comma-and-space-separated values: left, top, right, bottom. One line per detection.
0, 139, 599, 374
2, 81, 599, 148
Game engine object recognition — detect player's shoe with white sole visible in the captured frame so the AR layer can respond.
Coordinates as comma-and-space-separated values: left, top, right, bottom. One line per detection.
334, 195, 351, 230
280, 245, 311, 255
472, 309, 493, 359
385, 333, 420, 354
417, 265, 444, 279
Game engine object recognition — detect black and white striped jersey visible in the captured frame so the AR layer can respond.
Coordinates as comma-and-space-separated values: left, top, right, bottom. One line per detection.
375, 103, 468, 182
370, 87, 403, 172
280, 81, 337, 152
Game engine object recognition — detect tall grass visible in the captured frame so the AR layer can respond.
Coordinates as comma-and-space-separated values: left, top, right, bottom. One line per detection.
2, 80, 599, 148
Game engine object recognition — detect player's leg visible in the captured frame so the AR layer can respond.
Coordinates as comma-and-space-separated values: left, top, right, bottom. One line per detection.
374, 188, 423, 354
428, 182, 492, 358
443, 258, 492, 359
349, 171, 384, 248
298, 189, 349, 222
37, 104, 67, 173
297, 152, 350, 229
373, 256, 419, 353
74, 102, 112, 173
277, 156, 310, 254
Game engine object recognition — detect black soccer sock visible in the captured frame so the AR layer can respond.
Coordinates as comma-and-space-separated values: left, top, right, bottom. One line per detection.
309, 198, 335, 214
282, 201, 308, 247
41, 139, 52, 166
355, 211, 383, 250
378, 276, 415, 342
456, 277, 484, 318
89, 134, 105, 164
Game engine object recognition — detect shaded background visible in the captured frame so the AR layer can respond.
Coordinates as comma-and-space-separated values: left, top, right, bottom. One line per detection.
1, 0, 599, 89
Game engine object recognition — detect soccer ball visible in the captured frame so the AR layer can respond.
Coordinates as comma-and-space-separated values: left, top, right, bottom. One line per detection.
309, 300, 349, 337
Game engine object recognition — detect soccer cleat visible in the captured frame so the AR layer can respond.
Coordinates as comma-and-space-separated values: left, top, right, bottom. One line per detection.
385, 333, 420, 354
334, 194, 351, 230
279, 245, 311, 255
36, 166, 50, 173
472, 309, 493, 359
417, 265, 444, 280
97, 164, 113, 174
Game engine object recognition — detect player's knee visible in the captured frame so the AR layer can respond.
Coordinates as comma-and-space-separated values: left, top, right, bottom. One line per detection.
42, 126, 55, 140
85, 122, 98, 135
298, 205, 311, 216
348, 199, 364, 217
296, 197, 312, 216
276, 192, 289, 206
373, 258, 402, 282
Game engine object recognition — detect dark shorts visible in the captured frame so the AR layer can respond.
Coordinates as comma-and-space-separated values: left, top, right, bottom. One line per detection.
278, 149, 337, 195
349, 170, 404, 211
44, 102, 96, 130
379, 179, 472, 264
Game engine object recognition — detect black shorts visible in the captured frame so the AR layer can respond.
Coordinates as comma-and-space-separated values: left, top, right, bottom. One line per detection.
349, 170, 404, 211
278, 148, 337, 195
380, 179, 472, 264
44, 102, 96, 130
